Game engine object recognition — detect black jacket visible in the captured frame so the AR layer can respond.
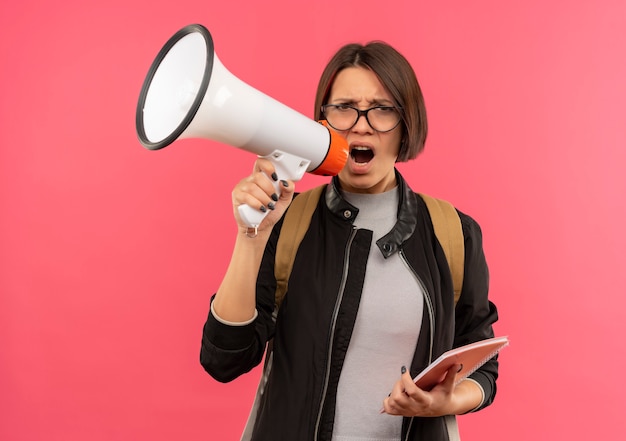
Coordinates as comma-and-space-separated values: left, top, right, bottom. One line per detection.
201, 171, 499, 440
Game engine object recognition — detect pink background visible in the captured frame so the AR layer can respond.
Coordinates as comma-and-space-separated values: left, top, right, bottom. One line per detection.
2, 0, 625, 439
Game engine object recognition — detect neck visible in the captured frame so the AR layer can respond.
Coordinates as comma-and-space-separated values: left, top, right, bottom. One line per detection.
337, 169, 397, 194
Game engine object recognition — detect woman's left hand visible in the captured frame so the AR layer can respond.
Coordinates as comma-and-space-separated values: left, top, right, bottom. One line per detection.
381, 364, 479, 417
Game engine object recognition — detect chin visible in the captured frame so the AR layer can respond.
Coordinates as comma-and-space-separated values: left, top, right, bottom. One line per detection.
338, 173, 377, 193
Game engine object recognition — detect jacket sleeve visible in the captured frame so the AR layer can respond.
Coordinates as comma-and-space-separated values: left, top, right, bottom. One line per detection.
199, 222, 282, 383
454, 211, 500, 411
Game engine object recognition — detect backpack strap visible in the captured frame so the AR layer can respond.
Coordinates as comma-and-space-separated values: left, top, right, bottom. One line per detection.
419, 194, 465, 304
274, 184, 326, 309
273, 186, 465, 308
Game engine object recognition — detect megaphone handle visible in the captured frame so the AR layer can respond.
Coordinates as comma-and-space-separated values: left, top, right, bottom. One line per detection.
236, 179, 281, 228
237, 151, 310, 228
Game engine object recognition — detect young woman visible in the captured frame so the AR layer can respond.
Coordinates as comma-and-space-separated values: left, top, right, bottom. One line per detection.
200, 41, 499, 441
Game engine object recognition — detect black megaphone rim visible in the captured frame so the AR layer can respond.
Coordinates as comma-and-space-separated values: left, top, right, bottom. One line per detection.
135, 24, 214, 150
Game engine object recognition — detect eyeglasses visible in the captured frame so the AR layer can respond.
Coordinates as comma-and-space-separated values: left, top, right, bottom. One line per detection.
321, 104, 403, 132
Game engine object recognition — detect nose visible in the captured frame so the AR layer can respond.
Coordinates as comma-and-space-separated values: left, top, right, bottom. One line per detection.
352, 112, 373, 133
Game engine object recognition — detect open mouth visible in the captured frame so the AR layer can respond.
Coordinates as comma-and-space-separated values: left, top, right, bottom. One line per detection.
350, 146, 374, 164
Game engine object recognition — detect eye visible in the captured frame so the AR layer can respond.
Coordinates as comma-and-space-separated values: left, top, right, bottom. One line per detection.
334, 104, 354, 112
374, 106, 396, 113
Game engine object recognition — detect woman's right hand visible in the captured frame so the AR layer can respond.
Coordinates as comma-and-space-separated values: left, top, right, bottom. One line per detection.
231, 157, 295, 235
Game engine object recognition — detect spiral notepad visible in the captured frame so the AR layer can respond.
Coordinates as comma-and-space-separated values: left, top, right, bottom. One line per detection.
413, 336, 509, 391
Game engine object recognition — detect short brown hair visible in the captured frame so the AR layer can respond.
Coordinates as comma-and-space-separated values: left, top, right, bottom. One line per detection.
314, 42, 428, 161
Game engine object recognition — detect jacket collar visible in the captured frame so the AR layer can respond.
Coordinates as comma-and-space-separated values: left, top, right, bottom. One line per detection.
325, 169, 418, 258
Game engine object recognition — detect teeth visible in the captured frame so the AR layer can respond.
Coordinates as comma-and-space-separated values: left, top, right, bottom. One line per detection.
350, 146, 375, 164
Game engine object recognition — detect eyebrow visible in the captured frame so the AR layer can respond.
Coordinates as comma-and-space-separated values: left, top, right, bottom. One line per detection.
329, 97, 395, 106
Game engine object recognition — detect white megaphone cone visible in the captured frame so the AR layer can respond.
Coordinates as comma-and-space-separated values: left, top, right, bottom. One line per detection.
136, 24, 348, 227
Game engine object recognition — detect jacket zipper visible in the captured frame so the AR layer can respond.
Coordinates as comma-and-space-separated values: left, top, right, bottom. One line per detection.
313, 227, 357, 441
399, 248, 435, 441
399, 249, 435, 362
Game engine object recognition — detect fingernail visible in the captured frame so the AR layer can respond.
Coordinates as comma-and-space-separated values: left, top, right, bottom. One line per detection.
260, 205, 267, 213
267, 202, 275, 210
271, 193, 279, 201
401, 366, 407, 374
281, 180, 289, 187
271, 172, 278, 181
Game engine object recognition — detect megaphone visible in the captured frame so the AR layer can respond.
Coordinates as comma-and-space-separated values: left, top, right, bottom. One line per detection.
136, 24, 348, 228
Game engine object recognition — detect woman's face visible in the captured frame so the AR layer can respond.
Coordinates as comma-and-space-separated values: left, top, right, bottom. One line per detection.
327, 66, 402, 194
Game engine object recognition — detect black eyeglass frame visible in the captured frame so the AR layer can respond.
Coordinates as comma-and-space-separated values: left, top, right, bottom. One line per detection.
320, 104, 404, 133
